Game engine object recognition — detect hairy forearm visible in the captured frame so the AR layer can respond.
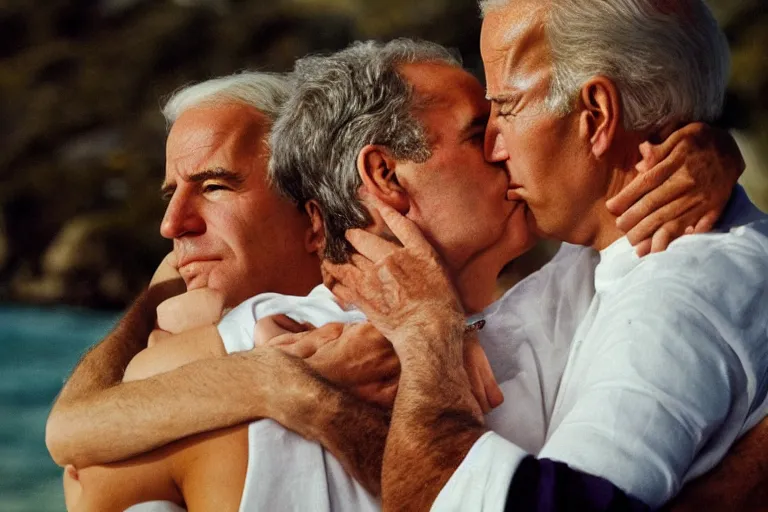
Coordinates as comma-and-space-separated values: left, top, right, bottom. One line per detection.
46, 287, 163, 466
291, 385, 391, 496
384, 396, 485, 511
46, 346, 299, 468
382, 327, 486, 511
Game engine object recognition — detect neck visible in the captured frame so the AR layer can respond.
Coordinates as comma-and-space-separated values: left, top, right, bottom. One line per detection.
586, 137, 647, 251
452, 249, 511, 315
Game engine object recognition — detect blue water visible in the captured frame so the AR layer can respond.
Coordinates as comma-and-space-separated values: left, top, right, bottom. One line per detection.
0, 305, 120, 512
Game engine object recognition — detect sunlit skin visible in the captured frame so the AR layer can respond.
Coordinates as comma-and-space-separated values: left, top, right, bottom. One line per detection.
481, 1, 647, 250
161, 103, 321, 308
391, 62, 535, 312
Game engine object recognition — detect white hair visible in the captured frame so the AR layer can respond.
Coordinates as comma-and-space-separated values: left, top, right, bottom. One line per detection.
479, 0, 731, 130
161, 71, 291, 126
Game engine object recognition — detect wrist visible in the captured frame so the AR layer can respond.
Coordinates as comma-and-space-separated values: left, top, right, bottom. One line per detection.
249, 349, 337, 437
396, 317, 465, 371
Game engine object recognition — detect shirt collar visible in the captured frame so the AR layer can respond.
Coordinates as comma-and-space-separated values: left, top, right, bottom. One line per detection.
594, 236, 640, 293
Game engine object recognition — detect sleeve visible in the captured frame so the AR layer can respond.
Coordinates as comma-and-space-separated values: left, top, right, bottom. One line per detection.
504, 457, 651, 512
430, 433, 651, 512
216, 296, 260, 354
431, 432, 528, 512
538, 280, 749, 508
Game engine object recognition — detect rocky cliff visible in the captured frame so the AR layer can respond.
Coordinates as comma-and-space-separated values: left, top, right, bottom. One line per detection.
0, 0, 765, 308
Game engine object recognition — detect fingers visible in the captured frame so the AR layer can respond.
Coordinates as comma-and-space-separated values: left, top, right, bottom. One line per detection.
264, 331, 299, 347
270, 314, 315, 334
646, 123, 705, 168
694, 209, 720, 234
607, 142, 678, 216
463, 335, 501, 414
623, 194, 698, 246
650, 224, 675, 254
467, 364, 492, 414
346, 229, 398, 262
323, 260, 365, 296
634, 238, 653, 257
486, 379, 504, 409
634, 204, 718, 257
616, 167, 696, 237
328, 282, 358, 310
269, 323, 344, 359
370, 197, 433, 253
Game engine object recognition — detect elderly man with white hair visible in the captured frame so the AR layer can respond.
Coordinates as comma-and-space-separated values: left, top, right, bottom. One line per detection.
324, 1, 768, 510
48, 19, 762, 512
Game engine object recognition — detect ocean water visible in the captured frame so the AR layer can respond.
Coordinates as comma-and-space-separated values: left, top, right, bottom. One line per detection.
0, 305, 120, 512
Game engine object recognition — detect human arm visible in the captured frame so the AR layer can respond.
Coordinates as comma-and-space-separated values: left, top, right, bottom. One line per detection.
267, 319, 502, 412
324, 203, 676, 511
607, 123, 745, 255
63, 425, 249, 512
323, 202, 501, 510
124, 286, 229, 382
122, 325, 227, 382
50, 336, 391, 494
46, 253, 186, 466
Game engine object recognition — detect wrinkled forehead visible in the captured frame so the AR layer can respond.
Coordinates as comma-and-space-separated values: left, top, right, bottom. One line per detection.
481, 1, 552, 95
165, 104, 269, 178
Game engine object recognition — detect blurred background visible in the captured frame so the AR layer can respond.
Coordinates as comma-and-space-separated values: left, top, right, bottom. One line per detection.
0, 0, 766, 510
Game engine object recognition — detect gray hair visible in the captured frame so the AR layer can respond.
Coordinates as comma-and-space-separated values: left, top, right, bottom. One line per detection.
269, 39, 462, 263
480, 0, 730, 130
161, 71, 291, 126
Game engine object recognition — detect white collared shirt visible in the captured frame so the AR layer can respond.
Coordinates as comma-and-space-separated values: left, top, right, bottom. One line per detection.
435, 198, 768, 510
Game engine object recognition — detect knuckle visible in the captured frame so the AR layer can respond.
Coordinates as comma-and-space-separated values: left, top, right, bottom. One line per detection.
626, 229, 644, 246
680, 136, 695, 151
664, 221, 682, 235
682, 173, 697, 189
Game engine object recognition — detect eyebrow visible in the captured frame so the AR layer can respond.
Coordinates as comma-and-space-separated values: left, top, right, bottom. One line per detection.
485, 92, 519, 103
160, 167, 245, 198
460, 113, 490, 138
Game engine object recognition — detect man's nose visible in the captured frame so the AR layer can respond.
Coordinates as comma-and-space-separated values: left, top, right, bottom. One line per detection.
160, 192, 205, 240
484, 120, 510, 164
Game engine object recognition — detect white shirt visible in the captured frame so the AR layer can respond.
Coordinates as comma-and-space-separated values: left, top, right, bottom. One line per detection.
218, 285, 379, 512
128, 239, 600, 512
204, 243, 598, 512
435, 192, 768, 510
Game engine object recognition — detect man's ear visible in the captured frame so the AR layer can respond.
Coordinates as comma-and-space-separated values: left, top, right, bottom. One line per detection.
578, 76, 621, 159
303, 199, 326, 256
356, 145, 410, 213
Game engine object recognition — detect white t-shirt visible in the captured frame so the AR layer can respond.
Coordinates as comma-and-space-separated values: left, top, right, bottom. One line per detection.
207, 242, 599, 512
126, 239, 600, 512
436, 190, 768, 510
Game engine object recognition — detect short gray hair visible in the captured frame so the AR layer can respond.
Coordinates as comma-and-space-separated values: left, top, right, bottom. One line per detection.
480, 0, 730, 130
161, 71, 291, 126
269, 39, 462, 263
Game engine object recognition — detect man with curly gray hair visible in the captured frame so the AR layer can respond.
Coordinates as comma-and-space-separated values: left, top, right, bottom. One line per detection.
320, 1, 768, 511
48, 28, 760, 512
